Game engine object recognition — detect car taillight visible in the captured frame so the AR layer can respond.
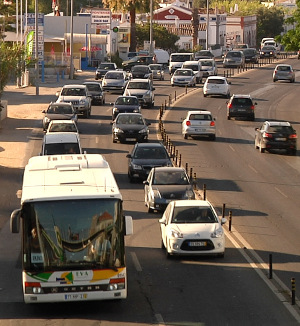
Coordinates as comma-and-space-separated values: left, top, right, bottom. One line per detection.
210, 121, 215, 126
263, 132, 272, 138
186, 121, 191, 126
227, 103, 232, 109
251, 105, 255, 110
289, 134, 297, 139
274, 70, 278, 74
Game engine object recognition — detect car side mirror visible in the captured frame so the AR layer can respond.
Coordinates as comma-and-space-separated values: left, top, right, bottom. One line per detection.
152, 87, 156, 91
228, 81, 232, 85
42, 110, 46, 113
221, 217, 227, 225
126, 154, 132, 158
55, 91, 60, 97
158, 218, 166, 225
254, 102, 257, 105
143, 180, 149, 185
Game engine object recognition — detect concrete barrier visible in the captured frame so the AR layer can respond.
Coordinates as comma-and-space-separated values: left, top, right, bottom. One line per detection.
0, 100, 8, 121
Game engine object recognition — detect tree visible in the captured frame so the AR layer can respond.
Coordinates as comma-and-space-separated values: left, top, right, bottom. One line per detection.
136, 23, 179, 52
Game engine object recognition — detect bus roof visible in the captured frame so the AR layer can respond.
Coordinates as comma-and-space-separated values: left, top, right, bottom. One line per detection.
20, 154, 122, 203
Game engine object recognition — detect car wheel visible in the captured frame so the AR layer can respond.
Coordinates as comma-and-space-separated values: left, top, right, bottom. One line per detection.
210, 134, 216, 141
203, 93, 207, 97
255, 137, 259, 149
273, 79, 277, 82
112, 135, 117, 143
128, 172, 134, 183
218, 252, 225, 258
251, 115, 255, 121
184, 134, 188, 139
289, 149, 297, 156
227, 115, 231, 120
259, 142, 265, 153
161, 240, 165, 249
84, 110, 89, 118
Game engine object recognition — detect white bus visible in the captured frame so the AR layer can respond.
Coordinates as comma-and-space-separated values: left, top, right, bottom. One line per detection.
10, 154, 133, 303
169, 52, 194, 74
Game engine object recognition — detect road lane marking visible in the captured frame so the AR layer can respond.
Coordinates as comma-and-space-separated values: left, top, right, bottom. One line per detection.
229, 144, 235, 152
248, 164, 258, 173
130, 251, 142, 272
275, 186, 288, 198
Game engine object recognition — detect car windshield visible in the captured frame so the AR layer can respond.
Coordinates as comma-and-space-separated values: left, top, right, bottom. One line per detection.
226, 52, 241, 58
207, 79, 225, 84
149, 65, 161, 70
98, 64, 115, 70
171, 55, 191, 62
127, 82, 150, 90
172, 206, 218, 223
133, 147, 168, 159
175, 70, 192, 76
48, 124, 77, 132
105, 72, 124, 79
47, 105, 73, 114
189, 113, 212, 121
132, 66, 149, 72
61, 88, 86, 96
153, 171, 189, 185
262, 46, 275, 50
196, 51, 211, 57
85, 84, 101, 91
115, 97, 138, 105
183, 65, 198, 71
116, 115, 144, 125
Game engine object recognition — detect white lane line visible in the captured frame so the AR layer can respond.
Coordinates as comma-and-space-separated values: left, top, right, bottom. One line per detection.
275, 186, 288, 198
248, 164, 258, 173
95, 136, 99, 144
229, 144, 235, 152
130, 251, 142, 272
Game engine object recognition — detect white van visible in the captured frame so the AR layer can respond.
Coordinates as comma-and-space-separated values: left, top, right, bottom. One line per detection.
181, 61, 203, 83
154, 49, 169, 67
41, 132, 83, 155
169, 53, 194, 74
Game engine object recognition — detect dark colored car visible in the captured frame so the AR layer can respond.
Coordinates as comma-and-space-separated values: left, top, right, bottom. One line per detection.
126, 142, 173, 182
83, 81, 105, 105
143, 166, 195, 213
194, 50, 214, 60
122, 56, 154, 71
112, 113, 150, 143
255, 121, 297, 155
242, 48, 259, 63
42, 102, 78, 131
259, 46, 277, 59
130, 65, 153, 80
112, 96, 141, 120
95, 62, 117, 80
226, 94, 256, 121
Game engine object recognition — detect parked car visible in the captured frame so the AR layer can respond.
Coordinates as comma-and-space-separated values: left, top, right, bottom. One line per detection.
46, 120, 79, 134
181, 60, 203, 83
226, 94, 256, 121
143, 166, 195, 213
83, 81, 105, 105
241, 48, 259, 64
203, 76, 231, 98
171, 68, 197, 87
101, 70, 129, 93
95, 62, 117, 80
159, 199, 227, 257
223, 50, 245, 68
259, 46, 277, 59
194, 50, 214, 60
273, 64, 295, 83
130, 65, 153, 80
42, 102, 78, 131
198, 59, 218, 77
122, 56, 154, 71
41, 132, 82, 155
254, 121, 297, 155
149, 64, 165, 80
123, 78, 155, 108
55, 84, 92, 118
182, 110, 216, 140
112, 113, 150, 143
126, 142, 173, 182
112, 96, 141, 120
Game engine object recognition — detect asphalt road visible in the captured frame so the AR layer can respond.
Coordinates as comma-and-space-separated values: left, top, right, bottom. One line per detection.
0, 63, 300, 325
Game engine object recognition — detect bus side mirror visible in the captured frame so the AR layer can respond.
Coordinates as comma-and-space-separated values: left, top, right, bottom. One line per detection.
125, 215, 133, 235
10, 208, 21, 233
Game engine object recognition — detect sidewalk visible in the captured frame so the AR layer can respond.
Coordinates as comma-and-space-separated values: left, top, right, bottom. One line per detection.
0, 70, 95, 169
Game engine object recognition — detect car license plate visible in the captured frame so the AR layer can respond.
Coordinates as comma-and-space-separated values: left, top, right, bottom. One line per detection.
195, 128, 205, 132
189, 241, 207, 247
275, 138, 286, 141
65, 293, 88, 301
126, 138, 136, 141
238, 109, 246, 111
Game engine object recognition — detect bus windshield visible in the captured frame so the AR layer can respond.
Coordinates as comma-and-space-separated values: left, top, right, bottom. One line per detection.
22, 199, 124, 272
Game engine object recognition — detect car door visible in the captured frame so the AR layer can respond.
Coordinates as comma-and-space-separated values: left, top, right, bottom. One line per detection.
160, 203, 172, 246
144, 169, 154, 205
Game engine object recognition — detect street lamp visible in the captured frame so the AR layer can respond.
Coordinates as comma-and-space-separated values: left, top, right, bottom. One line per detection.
69, 0, 74, 79
206, 0, 209, 50
149, 0, 153, 56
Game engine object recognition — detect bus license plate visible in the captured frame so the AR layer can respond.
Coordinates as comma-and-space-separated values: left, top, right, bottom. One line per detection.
189, 241, 206, 246
65, 293, 88, 301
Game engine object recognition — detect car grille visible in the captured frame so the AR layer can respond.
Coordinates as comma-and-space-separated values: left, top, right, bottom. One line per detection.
66, 100, 79, 105
181, 239, 215, 251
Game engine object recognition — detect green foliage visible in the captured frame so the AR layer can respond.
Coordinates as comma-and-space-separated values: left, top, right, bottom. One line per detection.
136, 23, 179, 52
109, 51, 123, 68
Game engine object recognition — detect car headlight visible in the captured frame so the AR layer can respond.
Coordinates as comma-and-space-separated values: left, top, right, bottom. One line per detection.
79, 99, 86, 105
133, 108, 140, 113
183, 189, 195, 199
211, 226, 224, 238
138, 127, 148, 134
169, 228, 183, 239
143, 91, 151, 99
102, 80, 107, 86
114, 127, 124, 133
44, 117, 50, 123
113, 107, 118, 113
132, 163, 142, 170
152, 188, 161, 198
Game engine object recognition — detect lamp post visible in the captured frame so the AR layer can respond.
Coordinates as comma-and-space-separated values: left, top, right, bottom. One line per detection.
69, 0, 74, 79
35, 0, 39, 95
206, 0, 209, 50
149, 0, 153, 56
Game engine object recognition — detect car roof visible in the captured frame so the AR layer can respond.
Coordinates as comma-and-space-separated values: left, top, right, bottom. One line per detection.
172, 199, 211, 208
187, 110, 212, 115
49, 102, 73, 107
275, 64, 292, 68
183, 61, 199, 64
44, 132, 80, 143
265, 121, 291, 127
116, 95, 138, 100
62, 84, 86, 89
176, 68, 194, 72
83, 81, 102, 85
128, 78, 151, 82
134, 142, 165, 149
152, 166, 186, 172
117, 112, 143, 117
206, 76, 227, 80
132, 65, 149, 68
48, 120, 76, 125
231, 94, 252, 98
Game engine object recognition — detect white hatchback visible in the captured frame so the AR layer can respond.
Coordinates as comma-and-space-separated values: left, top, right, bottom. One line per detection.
203, 76, 231, 98
182, 110, 216, 140
159, 200, 227, 258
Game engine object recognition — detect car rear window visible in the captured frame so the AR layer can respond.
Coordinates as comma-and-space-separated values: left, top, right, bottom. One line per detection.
277, 66, 291, 71
134, 147, 168, 159
268, 126, 294, 133
227, 52, 242, 58
207, 79, 225, 84
44, 143, 80, 155
231, 98, 253, 105
189, 114, 212, 120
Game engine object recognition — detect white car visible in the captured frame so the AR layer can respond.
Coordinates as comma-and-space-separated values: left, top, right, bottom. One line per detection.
182, 110, 216, 140
123, 78, 155, 108
203, 76, 231, 98
41, 132, 83, 155
46, 119, 79, 134
198, 59, 218, 77
181, 61, 203, 83
171, 68, 196, 87
159, 200, 227, 257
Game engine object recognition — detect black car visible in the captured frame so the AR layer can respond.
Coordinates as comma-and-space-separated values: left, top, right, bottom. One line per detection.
242, 48, 259, 63
130, 65, 153, 80
95, 62, 117, 80
83, 81, 105, 105
112, 96, 141, 120
194, 50, 214, 60
259, 46, 277, 59
255, 121, 297, 155
122, 56, 154, 71
126, 142, 173, 182
112, 113, 150, 143
143, 166, 195, 213
42, 102, 78, 131
226, 94, 256, 121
